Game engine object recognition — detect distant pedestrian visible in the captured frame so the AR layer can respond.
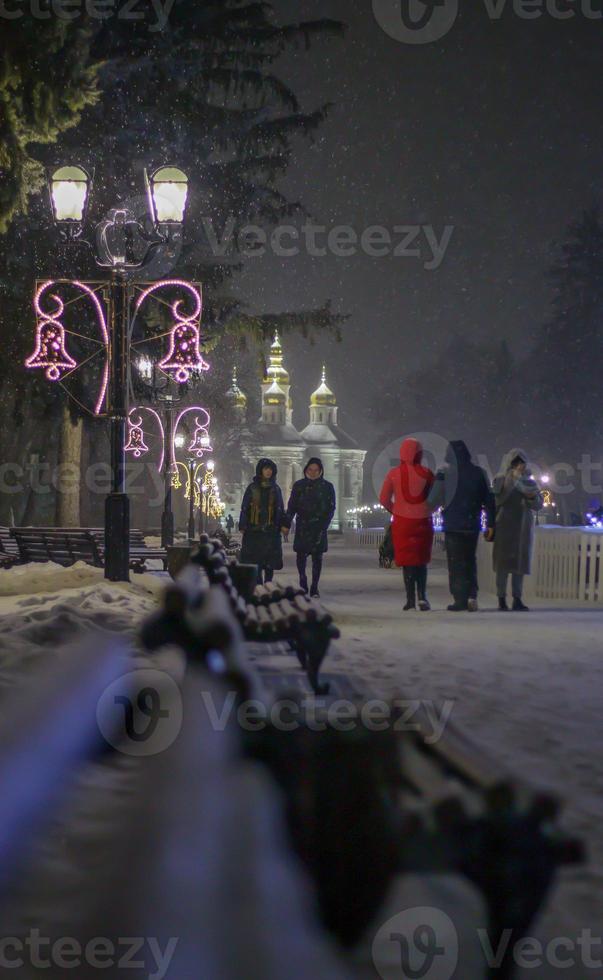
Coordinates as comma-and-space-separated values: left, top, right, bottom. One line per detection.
493, 448, 543, 610
379, 438, 435, 611
285, 457, 336, 597
239, 458, 286, 585
429, 440, 495, 611
225, 512, 235, 534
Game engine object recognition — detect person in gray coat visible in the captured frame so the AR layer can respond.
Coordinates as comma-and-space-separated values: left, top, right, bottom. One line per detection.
493, 448, 543, 610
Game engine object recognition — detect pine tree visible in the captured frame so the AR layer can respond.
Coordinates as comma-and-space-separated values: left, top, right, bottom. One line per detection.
0, 15, 100, 232
530, 205, 603, 461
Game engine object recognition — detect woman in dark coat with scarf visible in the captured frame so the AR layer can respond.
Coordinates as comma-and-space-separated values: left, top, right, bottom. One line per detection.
285, 457, 336, 597
493, 448, 543, 610
379, 438, 435, 610
239, 458, 286, 585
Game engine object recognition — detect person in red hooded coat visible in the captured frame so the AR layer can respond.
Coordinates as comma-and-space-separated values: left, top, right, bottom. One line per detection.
379, 438, 435, 610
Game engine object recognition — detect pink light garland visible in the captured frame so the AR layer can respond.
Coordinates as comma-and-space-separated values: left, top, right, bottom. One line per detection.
26, 280, 110, 415
134, 280, 208, 384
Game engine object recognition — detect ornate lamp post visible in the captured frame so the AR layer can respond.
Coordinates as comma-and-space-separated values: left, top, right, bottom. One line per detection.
31, 165, 191, 581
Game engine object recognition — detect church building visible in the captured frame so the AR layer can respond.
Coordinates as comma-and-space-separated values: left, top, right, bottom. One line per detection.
224, 334, 366, 530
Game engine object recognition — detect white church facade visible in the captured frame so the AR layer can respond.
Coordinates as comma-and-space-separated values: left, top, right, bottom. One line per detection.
224, 334, 366, 530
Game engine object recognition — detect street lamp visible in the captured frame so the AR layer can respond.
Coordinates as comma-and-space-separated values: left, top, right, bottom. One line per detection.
39, 163, 190, 581
134, 354, 199, 549
146, 167, 189, 227
49, 166, 91, 227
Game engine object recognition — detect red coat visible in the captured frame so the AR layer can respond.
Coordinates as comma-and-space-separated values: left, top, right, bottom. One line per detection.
379, 438, 435, 567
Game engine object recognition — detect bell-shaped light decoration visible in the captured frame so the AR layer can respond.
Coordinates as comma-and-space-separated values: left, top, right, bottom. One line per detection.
146, 166, 188, 226
26, 320, 77, 381
159, 322, 206, 384
50, 166, 91, 224
125, 416, 149, 458
188, 419, 212, 458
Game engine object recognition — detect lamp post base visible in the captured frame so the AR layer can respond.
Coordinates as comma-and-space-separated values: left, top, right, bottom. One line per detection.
105, 492, 130, 582
161, 508, 175, 549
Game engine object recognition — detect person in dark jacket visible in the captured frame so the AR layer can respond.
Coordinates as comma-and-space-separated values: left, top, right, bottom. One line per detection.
492, 448, 543, 611
239, 458, 286, 585
429, 440, 495, 611
285, 458, 336, 597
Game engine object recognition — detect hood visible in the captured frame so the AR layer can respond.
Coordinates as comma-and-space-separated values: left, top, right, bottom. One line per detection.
255, 457, 278, 481
445, 440, 471, 467
498, 447, 531, 477
400, 438, 423, 466
304, 456, 324, 477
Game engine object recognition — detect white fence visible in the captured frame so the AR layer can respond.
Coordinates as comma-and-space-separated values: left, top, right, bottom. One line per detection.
477, 525, 603, 604
342, 527, 446, 552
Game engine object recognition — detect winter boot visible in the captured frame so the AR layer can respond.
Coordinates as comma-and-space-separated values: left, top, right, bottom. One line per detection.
467, 598, 479, 612
498, 597, 509, 611
310, 587, 320, 599
447, 602, 468, 612
403, 568, 416, 610
512, 597, 529, 611
416, 566, 430, 611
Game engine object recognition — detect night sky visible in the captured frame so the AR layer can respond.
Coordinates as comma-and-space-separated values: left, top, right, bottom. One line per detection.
236, 0, 603, 447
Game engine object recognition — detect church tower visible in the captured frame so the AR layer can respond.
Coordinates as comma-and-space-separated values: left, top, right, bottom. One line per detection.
226, 366, 247, 421
261, 332, 293, 425
309, 366, 338, 426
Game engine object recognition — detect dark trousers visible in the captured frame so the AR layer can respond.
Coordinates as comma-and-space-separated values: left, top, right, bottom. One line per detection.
445, 531, 479, 605
297, 552, 323, 589
257, 565, 274, 585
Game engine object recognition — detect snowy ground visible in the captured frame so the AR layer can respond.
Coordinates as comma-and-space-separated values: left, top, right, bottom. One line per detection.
288, 541, 603, 978
0, 549, 601, 977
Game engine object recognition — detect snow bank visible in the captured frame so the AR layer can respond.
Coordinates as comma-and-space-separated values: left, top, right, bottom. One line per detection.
0, 560, 162, 599
0, 562, 164, 692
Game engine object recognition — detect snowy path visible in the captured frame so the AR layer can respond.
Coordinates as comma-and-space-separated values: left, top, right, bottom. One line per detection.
286, 542, 603, 976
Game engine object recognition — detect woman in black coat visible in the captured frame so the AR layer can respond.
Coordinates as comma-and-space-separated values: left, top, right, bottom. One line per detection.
285, 457, 336, 597
239, 458, 286, 585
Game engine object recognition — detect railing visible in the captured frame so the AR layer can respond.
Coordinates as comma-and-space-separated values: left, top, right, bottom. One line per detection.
343, 527, 446, 552
477, 525, 603, 603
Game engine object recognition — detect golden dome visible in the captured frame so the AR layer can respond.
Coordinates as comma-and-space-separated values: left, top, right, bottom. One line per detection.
226, 367, 247, 407
265, 380, 286, 405
310, 366, 337, 407
266, 330, 290, 385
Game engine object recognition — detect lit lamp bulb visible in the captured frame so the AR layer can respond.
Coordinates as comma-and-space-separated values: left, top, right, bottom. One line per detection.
206, 459, 215, 472
174, 433, 185, 449
147, 167, 189, 226
50, 166, 90, 223
137, 355, 153, 382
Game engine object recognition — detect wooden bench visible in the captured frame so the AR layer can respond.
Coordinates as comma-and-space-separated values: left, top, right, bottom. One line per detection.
10, 527, 103, 567
191, 536, 340, 694
142, 563, 585, 974
9, 527, 168, 573
0, 583, 352, 980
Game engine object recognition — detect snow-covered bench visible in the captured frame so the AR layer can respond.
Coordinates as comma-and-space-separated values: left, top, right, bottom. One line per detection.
11, 527, 103, 567
0, 596, 353, 980
9, 526, 168, 573
191, 535, 339, 694
143, 558, 585, 977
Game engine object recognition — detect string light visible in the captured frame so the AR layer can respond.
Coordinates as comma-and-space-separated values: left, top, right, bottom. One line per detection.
125, 414, 149, 458
26, 280, 109, 415
134, 280, 208, 384
26, 286, 76, 381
